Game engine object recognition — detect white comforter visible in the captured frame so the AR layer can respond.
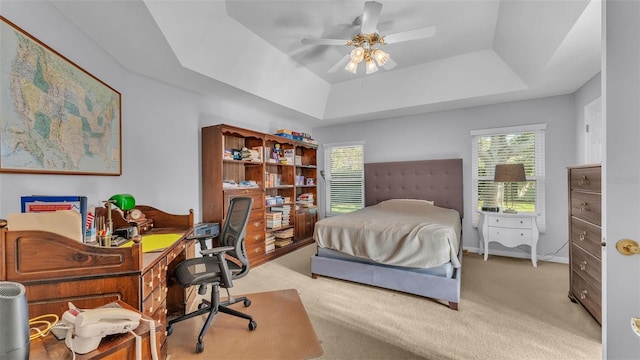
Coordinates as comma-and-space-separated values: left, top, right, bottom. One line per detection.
313, 199, 461, 269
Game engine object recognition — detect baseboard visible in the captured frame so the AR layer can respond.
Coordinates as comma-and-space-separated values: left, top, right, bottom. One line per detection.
463, 246, 569, 264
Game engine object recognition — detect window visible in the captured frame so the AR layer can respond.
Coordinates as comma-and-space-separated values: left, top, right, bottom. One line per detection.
471, 124, 546, 231
323, 142, 364, 217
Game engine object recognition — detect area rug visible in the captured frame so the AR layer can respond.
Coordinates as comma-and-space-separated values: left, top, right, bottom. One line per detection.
166, 288, 323, 359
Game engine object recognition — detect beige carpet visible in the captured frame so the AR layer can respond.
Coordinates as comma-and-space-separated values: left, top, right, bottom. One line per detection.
169, 244, 601, 360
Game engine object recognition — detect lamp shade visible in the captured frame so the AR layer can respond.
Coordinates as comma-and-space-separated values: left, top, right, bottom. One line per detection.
109, 194, 136, 211
494, 164, 526, 182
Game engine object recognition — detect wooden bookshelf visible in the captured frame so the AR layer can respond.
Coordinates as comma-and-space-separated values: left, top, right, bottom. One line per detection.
201, 124, 317, 266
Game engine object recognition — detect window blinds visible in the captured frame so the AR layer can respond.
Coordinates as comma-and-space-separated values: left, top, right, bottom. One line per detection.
323, 142, 364, 217
471, 124, 546, 231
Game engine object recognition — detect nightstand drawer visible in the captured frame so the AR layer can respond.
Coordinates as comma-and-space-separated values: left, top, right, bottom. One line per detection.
488, 227, 533, 247
489, 216, 532, 229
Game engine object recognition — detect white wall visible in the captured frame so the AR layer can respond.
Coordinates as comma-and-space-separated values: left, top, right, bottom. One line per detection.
574, 72, 602, 164
0, 1, 309, 222
313, 95, 577, 263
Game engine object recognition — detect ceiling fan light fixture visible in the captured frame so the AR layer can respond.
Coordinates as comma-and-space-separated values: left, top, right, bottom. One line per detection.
350, 47, 365, 63
345, 59, 359, 74
372, 48, 389, 66
365, 58, 378, 74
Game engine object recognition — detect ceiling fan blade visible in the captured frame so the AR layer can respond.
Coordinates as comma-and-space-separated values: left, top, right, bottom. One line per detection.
301, 38, 350, 46
328, 54, 351, 73
382, 25, 436, 44
382, 57, 397, 70
361, 1, 383, 34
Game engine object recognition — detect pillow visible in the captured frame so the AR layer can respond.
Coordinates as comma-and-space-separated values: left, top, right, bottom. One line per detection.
384, 199, 434, 205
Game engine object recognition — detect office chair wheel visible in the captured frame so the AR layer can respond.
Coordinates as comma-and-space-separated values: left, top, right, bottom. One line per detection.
166, 325, 173, 336
249, 320, 257, 331
196, 342, 204, 353
197, 302, 207, 310
244, 298, 251, 307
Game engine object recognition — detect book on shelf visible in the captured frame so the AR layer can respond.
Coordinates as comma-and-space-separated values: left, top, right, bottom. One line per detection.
274, 239, 293, 248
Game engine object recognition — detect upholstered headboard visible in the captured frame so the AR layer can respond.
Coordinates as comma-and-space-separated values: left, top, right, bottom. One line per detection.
364, 158, 464, 217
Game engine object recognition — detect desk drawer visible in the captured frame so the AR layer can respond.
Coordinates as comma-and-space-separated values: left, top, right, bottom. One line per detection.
142, 261, 163, 300
142, 280, 166, 316
488, 216, 532, 229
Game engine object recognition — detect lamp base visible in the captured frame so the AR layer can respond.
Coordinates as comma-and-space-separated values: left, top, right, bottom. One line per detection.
503, 208, 518, 214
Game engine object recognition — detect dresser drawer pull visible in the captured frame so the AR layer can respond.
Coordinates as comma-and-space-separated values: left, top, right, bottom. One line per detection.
579, 202, 588, 212
578, 176, 589, 186
580, 290, 588, 300
579, 231, 587, 241
579, 260, 587, 271
254, 248, 260, 254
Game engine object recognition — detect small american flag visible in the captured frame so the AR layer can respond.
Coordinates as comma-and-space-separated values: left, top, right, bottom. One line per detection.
86, 212, 95, 228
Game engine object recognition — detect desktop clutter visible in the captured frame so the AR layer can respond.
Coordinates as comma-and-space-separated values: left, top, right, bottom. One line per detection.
0, 193, 168, 359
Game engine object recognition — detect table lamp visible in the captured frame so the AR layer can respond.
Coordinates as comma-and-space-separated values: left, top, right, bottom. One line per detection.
104, 194, 136, 234
494, 164, 526, 213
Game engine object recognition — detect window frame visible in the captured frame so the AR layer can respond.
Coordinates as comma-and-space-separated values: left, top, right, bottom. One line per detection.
471, 124, 546, 232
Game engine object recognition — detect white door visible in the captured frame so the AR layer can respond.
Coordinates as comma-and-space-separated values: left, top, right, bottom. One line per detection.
603, 1, 640, 358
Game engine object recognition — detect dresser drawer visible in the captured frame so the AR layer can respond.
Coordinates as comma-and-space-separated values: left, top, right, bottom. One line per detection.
570, 167, 601, 193
224, 188, 265, 216
488, 215, 532, 229
571, 269, 602, 323
570, 217, 602, 258
245, 228, 265, 245
571, 243, 601, 287
570, 192, 601, 226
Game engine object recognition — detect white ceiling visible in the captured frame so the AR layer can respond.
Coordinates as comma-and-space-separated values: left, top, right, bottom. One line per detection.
50, 0, 601, 127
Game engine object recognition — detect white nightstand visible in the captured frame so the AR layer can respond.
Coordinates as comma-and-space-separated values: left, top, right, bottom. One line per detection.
478, 211, 540, 267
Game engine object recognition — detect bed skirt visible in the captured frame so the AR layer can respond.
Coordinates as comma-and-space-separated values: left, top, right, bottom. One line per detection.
311, 247, 462, 309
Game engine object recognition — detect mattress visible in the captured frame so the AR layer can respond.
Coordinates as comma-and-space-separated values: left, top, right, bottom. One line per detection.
316, 247, 455, 278
313, 199, 461, 269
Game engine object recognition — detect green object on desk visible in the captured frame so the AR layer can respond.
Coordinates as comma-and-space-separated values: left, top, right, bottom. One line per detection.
109, 193, 136, 211
120, 233, 183, 252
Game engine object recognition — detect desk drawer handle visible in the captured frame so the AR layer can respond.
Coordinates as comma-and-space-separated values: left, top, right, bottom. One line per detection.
148, 281, 154, 288
148, 306, 153, 313
157, 295, 162, 302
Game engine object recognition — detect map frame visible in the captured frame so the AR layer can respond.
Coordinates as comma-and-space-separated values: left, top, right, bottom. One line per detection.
0, 16, 122, 176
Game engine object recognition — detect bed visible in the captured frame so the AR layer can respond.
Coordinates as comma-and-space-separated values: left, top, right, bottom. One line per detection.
310, 158, 464, 309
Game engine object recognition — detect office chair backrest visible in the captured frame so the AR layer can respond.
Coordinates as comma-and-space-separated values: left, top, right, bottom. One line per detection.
221, 197, 253, 278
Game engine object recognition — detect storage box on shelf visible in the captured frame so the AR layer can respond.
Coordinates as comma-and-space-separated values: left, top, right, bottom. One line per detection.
202, 124, 318, 267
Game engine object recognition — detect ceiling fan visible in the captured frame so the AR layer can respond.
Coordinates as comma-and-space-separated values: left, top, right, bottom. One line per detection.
301, 1, 436, 75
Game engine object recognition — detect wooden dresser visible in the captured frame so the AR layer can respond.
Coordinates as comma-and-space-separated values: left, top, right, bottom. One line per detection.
567, 164, 602, 324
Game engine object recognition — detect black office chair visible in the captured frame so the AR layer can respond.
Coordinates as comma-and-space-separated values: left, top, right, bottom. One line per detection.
167, 197, 257, 353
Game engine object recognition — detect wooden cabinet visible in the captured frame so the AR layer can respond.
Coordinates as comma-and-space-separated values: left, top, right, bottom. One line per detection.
202, 124, 317, 267
567, 164, 602, 324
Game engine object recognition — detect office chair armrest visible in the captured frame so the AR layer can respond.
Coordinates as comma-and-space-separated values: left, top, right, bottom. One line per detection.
200, 245, 234, 257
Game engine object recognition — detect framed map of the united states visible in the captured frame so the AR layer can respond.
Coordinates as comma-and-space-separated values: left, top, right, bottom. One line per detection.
0, 16, 121, 175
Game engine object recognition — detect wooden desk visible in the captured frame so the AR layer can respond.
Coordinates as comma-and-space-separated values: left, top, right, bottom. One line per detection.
30, 301, 161, 360
0, 205, 195, 358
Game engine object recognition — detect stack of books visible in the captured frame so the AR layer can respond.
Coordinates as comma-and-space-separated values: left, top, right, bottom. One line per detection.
265, 233, 276, 254
270, 204, 291, 226
297, 193, 315, 207
273, 228, 294, 247
266, 212, 282, 229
